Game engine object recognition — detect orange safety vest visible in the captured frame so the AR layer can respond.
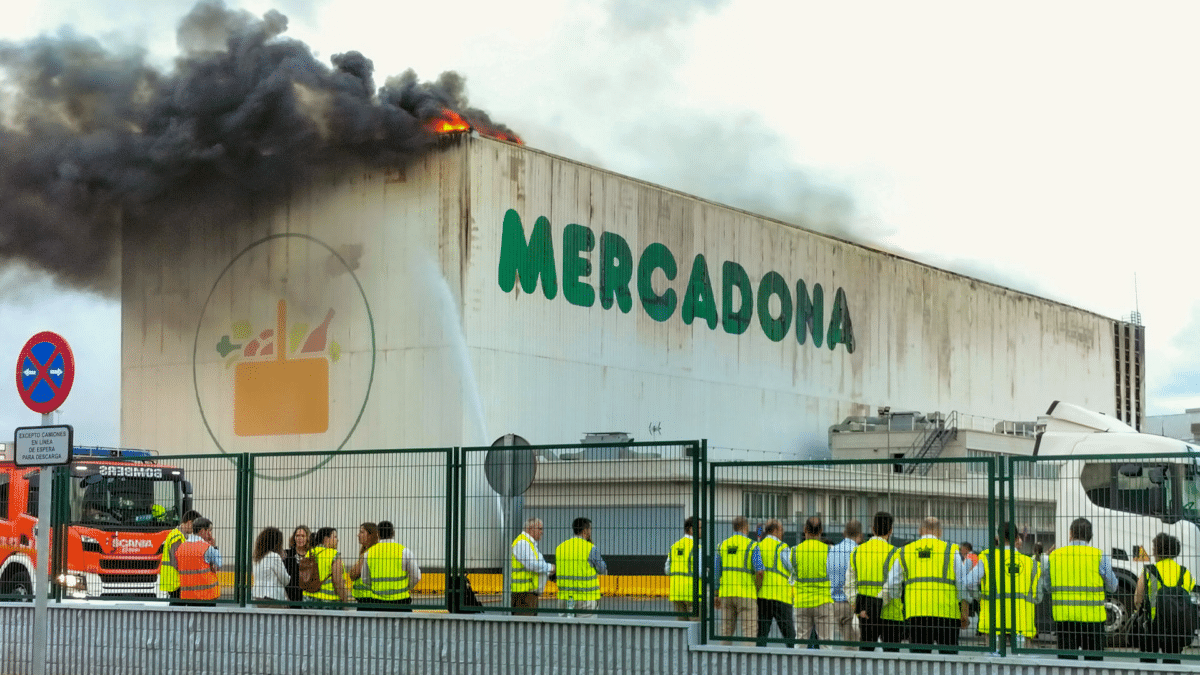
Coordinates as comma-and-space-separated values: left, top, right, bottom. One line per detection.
177, 540, 220, 600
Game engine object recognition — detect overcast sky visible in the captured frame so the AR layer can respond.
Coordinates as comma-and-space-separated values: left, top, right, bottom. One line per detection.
1, 0, 1198, 446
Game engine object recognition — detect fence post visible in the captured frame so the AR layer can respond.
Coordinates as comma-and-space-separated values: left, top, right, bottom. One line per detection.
235, 452, 253, 607
447, 446, 460, 613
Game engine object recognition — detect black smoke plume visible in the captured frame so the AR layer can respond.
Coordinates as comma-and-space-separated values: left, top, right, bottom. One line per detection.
0, 0, 517, 293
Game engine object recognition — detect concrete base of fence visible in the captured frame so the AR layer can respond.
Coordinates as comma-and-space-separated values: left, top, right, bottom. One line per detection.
0, 604, 1196, 675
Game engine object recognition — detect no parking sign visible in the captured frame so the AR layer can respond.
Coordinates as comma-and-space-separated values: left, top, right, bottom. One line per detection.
16, 331, 75, 414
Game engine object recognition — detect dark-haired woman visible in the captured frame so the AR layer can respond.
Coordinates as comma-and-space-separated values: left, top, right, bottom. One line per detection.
1134, 532, 1196, 664
252, 527, 289, 607
303, 527, 350, 605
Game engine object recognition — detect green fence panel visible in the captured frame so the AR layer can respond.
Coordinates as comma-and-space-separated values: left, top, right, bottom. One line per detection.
457, 440, 703, 618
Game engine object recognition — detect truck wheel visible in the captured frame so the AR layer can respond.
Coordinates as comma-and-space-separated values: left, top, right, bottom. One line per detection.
1, 567, 33, 601
1104, 575, 1136, 648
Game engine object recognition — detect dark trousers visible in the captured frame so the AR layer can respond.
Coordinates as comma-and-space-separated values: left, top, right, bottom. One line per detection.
756, 598, 796, 647
512, 591, 539, 616
167, 588, 183, 606
907, 616, 959, 654
856, 595, 903, 652
860, 618, 904, 652
1055, 620, 1104, 660
371, 597, 413, 613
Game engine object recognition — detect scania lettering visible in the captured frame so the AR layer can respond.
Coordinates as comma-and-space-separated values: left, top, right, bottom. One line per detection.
0, 447, 193, 600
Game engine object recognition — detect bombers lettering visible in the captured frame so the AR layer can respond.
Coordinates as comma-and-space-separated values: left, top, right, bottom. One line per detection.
497, 209, 856, 351
98, 465, 164, 479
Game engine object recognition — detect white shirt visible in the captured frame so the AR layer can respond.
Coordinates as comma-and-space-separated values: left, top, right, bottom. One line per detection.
513, 532, 553, 593
252, 551, 290, 600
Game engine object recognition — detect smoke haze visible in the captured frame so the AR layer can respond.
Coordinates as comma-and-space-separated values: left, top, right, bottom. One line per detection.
0, 0, 515, 294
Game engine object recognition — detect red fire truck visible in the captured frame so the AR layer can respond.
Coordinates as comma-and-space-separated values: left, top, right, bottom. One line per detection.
0, 447, 192, 599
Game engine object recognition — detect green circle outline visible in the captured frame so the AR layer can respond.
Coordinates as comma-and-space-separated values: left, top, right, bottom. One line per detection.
191, 233, 377, 481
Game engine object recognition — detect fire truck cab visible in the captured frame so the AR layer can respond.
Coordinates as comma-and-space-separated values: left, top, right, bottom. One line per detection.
0, 447, 192, 599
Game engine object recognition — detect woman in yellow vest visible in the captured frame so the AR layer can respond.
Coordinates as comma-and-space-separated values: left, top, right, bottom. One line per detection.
348, 522, 380, 607
304, 527, 350, 605
1133, 532, 1196, 664
555, 517, 606, 618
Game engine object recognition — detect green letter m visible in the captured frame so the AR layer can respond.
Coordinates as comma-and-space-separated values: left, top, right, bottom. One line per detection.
498, 209, 558, 298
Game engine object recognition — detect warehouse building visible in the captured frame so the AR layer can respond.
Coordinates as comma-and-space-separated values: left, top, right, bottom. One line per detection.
118, 132, 1144, 566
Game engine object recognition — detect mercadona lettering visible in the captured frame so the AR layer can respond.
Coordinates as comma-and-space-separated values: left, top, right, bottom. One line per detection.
497, 209, 855, 352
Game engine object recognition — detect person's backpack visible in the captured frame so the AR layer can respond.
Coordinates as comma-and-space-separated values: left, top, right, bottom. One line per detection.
1149, 564, 1199, 640
297, 552, 325, 594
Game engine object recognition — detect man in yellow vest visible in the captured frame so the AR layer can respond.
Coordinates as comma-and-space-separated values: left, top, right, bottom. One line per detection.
883, 516, 971, 653
362, 520, 421, 612
846, 511, 904, 651
964, 522, 1041, 648
793, 516, 834, 647
1042, 517, 1116, 660
160, 509, 201, 604
555, 517, 606, 617
664, 516, 698, 620
754, 519, 795, 646
715, 516, 762, 642
511, 517, 554, 615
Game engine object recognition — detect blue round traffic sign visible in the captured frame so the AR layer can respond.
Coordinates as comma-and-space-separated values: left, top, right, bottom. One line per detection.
16, 331, 75, 414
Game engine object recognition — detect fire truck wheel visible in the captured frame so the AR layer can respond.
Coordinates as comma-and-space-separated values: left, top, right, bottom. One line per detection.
0, 567, 32, 601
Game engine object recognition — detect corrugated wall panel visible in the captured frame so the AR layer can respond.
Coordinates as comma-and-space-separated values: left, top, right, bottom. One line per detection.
0, 605, 1170, 674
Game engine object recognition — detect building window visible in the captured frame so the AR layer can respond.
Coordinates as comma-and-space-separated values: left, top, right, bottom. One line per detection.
744, 491, 790, 521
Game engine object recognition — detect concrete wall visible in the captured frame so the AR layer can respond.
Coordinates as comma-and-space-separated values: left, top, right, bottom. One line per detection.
0, 605, 1182, 675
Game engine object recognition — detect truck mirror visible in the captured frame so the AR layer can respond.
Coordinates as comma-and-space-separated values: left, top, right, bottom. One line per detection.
1148, 467, 1166, 485
1118, 463, 1143, 477
80, 474, 103, 488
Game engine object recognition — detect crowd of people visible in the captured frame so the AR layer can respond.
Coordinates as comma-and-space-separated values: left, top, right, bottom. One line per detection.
693, 511, 1196, 661
158, 511, 422, 610
156, 509, 1197, 661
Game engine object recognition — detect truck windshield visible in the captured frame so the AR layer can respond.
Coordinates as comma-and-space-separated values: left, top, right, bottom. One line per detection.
69, 471, 182, 528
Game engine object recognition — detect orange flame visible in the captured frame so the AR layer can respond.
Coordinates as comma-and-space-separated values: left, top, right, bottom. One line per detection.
424, 108, 523, 144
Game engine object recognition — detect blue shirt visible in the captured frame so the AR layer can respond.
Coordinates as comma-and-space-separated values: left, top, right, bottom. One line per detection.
827, 538, 857, 603
713, 536, 764, 595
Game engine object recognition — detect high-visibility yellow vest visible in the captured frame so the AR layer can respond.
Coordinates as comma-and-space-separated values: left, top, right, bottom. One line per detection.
352, 553, 374, 601
158, 528, 185, 593
556, 537, 600, 601
668, 535, 699, 603
718, 534, 757, 599
363, 542, 409, 601
900, 539, 959, 619
511, 533, 541, 594
793, 538, 832, 608
758, 537, 792, 603
1048, 545, 1105, 623
977, 547, 1037, 637
1145, 558, 1195, 621
850, 537, 903, 621
303, 546, 340, 602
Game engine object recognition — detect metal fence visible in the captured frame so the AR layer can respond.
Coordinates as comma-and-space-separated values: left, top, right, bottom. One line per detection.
457, 440, 704, 618
7, 446, 1200, 663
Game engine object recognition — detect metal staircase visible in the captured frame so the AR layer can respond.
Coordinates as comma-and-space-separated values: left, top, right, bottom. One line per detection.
903, 411, 958, 475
